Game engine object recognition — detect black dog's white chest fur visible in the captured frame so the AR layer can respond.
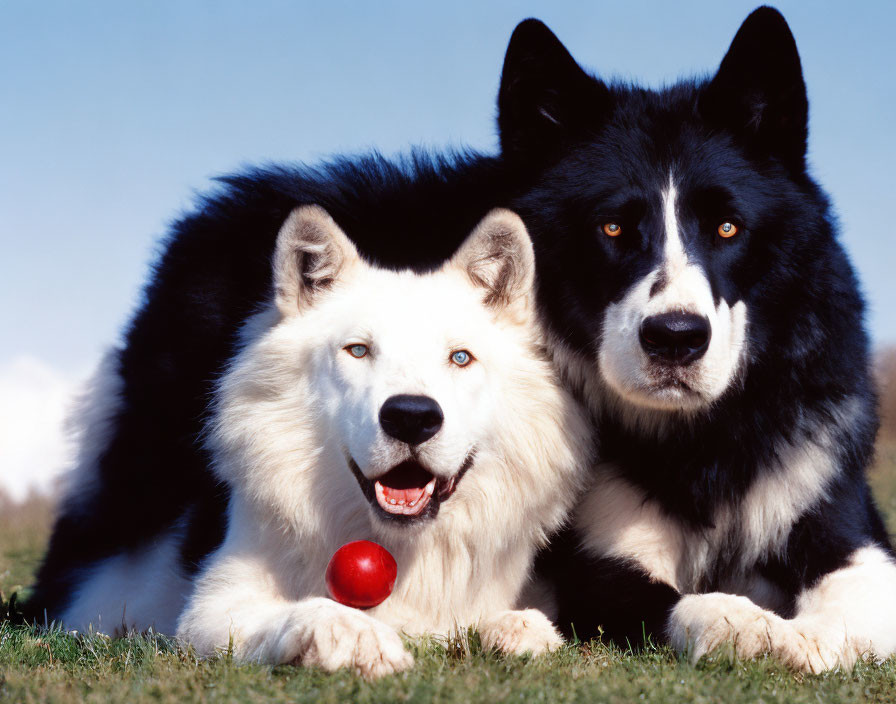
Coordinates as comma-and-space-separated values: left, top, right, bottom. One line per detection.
575, 411, 850, 609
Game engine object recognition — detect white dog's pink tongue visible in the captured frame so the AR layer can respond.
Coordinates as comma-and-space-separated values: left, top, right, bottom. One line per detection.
374, 461, 437, 516
383, 484, 425, 506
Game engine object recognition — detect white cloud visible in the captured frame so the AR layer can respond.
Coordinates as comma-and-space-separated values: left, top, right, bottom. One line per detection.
0, 356, 88, 501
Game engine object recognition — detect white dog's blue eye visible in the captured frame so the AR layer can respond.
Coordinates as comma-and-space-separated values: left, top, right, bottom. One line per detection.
450, 350, 473, 367
345, 344, 369, 359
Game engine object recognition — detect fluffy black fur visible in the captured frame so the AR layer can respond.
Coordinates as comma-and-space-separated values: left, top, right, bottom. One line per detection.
499, 8, 891, 645
27, 152, 510, 622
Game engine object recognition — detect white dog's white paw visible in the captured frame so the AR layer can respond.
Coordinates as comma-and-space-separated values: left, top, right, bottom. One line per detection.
479, 608, 564, 656
668, 593, 854, 673
284, 601, 412, 679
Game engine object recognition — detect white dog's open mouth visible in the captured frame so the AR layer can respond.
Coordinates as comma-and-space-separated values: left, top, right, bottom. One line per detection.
348, 455, 473, 523
374, 461, 439, 517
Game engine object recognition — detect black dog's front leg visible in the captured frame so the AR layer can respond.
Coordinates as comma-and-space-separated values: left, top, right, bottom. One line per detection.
538, 528, 681, 649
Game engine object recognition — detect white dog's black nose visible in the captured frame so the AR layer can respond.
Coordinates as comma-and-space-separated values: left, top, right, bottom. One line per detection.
639, 312, 711, 364
379, 394, 444, 445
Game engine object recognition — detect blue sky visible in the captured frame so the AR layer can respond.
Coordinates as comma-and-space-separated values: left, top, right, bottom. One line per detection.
2, 0, 895, 380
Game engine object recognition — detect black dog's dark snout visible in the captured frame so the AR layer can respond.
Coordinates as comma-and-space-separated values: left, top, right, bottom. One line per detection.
639, 312, 711, 364
379, 394, 444, 445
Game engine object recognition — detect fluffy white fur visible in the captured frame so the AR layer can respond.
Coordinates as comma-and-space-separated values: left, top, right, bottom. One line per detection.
597, 178, 748, 415
175, 206, 592, 676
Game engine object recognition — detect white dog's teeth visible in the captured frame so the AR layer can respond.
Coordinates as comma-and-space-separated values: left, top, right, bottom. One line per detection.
409, 500, 416, 507
424, 479, 435, 496
398, 499, 405, 505
389, 499, 397, 505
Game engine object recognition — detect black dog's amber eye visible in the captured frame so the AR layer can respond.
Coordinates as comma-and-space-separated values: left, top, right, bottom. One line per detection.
602, 222, 622, 237
718, 222, 738, 238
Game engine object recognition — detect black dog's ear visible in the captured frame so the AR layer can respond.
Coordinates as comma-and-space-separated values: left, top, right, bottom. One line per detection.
700, 6, 808, 172
498, 19, 610, 163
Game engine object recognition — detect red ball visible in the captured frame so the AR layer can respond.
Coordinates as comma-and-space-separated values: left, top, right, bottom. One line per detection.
325, 540, 397, 609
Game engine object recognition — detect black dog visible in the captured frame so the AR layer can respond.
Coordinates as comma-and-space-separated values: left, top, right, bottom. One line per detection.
498, 7, 895, 671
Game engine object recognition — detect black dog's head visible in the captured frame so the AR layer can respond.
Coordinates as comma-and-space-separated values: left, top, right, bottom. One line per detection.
498, 8, 867, 420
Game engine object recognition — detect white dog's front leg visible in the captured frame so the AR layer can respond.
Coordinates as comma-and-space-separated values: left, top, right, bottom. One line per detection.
239, 597, 413, 678
478, 608, 564, 656
176, 552, 412, 678
668, 545, 896, 673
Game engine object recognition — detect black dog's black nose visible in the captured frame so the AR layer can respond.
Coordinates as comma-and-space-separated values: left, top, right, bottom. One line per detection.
379, 394, 444, 445
639, 312, 711, 364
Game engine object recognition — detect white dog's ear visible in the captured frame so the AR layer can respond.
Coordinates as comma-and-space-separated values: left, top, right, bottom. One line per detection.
272, 205, 361, 314
449, 208, 536, 311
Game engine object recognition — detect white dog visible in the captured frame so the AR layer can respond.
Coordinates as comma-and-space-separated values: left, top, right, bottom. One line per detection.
174, 206, 592, 677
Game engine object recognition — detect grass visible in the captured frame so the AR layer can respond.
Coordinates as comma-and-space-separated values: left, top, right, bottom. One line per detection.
1, 443, 895, 703
2, 624, 896, 704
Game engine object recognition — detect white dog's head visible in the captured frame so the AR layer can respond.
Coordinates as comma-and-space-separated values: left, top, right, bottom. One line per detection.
240, 204, 539, 525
